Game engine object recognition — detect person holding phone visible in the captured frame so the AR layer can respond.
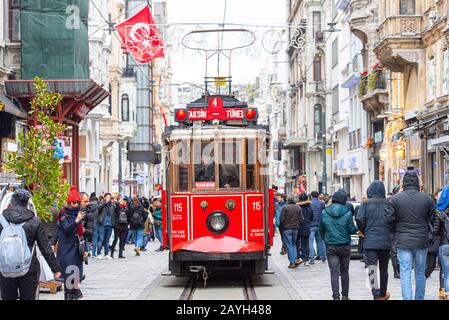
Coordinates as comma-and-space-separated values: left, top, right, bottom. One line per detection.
57, 186, 87, 300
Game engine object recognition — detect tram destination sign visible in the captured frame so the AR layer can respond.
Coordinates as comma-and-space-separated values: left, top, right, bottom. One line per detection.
188, 97, 244, 121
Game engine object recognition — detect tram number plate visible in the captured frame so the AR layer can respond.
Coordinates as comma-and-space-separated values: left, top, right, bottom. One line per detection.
252, 201, 261, 211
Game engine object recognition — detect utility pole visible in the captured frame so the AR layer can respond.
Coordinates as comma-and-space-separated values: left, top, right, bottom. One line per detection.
322, 105, 327, 195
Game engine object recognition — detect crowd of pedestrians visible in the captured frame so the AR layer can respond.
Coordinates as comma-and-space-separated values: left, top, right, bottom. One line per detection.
0, 185, 165, 300
275, 169, 449, 300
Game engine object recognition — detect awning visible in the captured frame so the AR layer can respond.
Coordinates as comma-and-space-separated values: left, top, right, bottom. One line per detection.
431, 135, 449, 147
0, 92, 27, 118
283, 137, 308, 149
4, 79, 110, 124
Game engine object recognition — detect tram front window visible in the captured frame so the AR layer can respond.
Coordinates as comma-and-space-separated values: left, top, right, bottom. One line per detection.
195, 155, 215, 182
219, 140, 241, 188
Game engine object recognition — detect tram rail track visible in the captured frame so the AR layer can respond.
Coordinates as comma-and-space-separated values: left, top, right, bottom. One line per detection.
179, 275, 257, 300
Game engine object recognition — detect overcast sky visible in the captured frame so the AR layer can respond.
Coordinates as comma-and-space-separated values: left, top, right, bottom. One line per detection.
165, 0, 288, 85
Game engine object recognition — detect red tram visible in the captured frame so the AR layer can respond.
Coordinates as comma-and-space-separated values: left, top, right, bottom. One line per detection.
162, 92, 274, 277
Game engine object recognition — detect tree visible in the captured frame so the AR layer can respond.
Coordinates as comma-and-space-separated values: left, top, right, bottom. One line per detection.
5, 77, 69, 221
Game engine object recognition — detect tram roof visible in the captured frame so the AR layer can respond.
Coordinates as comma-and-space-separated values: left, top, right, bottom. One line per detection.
163, 125, 270, 141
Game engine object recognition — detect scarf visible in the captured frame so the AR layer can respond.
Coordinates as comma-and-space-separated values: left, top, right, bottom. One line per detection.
63, 208, 84, 237
436, 185, 449, 212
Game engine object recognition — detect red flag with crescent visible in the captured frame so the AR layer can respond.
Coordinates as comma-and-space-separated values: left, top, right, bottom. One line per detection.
115, 5, 164, 63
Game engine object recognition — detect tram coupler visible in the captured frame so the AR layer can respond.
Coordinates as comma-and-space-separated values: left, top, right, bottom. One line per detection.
189, 266, 209, 288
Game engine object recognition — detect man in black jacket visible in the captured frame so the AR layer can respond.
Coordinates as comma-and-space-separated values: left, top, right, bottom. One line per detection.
356, 181, 391, 300
309, 191, 326, 263
97, 193, 117, 259
384, 171, 434, 300
280, 196, 304, 268
0, 189, 61, 300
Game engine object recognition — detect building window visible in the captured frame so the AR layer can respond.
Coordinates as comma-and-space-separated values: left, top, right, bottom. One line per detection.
121, 94, 129, 121
9, 0, 20, 42
443, 50, 448, 95
332, 85, 339, 115
314, 104, 322, 138
313, 11, 321, 39
400, 0, 415, 15
428, 56, 435, 101
332, 38, 338, 68
313, 55, 322, 81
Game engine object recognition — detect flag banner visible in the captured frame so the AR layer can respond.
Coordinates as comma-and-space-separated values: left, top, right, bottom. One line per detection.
115, 5, 164, 63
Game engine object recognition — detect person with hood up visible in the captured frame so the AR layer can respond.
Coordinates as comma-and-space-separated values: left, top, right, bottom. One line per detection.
356, 181, 391, 300
280, 196, 304, 268
129, 196, 148, 255
320, 188, 358, 300
0, 189, 61, 300
384, 170, 434, 300
296, 193, 313, 266
110, 197, 129, 258
86, 193, 99, 258
430, 186, 448, 299
57, 186, 87, 300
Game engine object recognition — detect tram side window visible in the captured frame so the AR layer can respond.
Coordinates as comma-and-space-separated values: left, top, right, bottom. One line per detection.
194, 141, 215, 184
219, 140, 241, 189
246, 138, 256, 190
175, 140, 189, 192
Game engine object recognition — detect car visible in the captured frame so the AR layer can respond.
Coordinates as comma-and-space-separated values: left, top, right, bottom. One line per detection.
349, 202, 363, 259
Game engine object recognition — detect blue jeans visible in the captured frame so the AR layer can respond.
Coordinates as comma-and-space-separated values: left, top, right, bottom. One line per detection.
439, 245, 449, 296
282, 229, 298, 264
142, 235, 150, 249
97, 225, 113, 256
126, 228, 134, 243
309, 227, 326, 261
397, 247, 428, 300
131, 228, 144, 248
91, 224, 99, 257
155, 228, 163, 247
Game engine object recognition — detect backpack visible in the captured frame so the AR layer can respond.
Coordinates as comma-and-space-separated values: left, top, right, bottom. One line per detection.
130, 209, 143, 226
0, 214, 35, 278
118, 209, 128, 225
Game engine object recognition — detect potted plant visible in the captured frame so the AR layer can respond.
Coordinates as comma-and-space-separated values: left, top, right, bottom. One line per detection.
359, 70, 368, 97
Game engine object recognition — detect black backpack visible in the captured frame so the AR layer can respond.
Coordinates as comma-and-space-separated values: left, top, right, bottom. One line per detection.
118, 208, 128, 225
130, 208, 143, 226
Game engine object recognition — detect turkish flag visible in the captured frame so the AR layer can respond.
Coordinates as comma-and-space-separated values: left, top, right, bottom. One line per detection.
115, 5, 164, 63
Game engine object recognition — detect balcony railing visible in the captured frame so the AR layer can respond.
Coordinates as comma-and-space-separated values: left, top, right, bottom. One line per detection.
378, 16, 422, 40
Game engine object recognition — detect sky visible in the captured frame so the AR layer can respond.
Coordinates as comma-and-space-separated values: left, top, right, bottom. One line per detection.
165, 0, 288, 85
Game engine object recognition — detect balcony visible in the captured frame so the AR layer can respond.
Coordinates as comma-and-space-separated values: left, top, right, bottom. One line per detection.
348, 0, 374, 40
374, 16, 423, 71
360, 70, 388, 116
341, 55, 363, 89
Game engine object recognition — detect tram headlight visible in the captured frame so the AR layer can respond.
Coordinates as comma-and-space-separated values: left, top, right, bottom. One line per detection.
206, 211, 229, 234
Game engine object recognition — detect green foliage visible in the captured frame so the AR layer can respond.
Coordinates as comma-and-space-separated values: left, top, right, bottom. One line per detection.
5, 77, 69, 221
367, 71, 378, 91
358, 78, 366, 97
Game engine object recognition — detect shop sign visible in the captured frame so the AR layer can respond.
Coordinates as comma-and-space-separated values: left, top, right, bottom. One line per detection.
349, 156, 358, 169
374, 131, 383, 144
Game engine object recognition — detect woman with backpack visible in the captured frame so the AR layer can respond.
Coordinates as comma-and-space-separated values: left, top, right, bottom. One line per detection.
128, 196, 148, 256
433, 186, 449, 300
57, 186, 87, 300
110, 197, 129, 259
0, 189, 61, 300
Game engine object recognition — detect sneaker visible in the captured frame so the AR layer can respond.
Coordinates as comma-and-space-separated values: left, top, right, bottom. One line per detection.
105, 255, 112, 260
439, 288, 446, 300
288, 262, 296, 269
295, 258, 303, 266
304, 261, 310, 267
72, 289, 84, 300
97, 255, 103, 260
118, 255, 126, 259
134, 248, 141, 256
309, 259, 315, 265
342, 296, 350, 300
375, 292, 390, 300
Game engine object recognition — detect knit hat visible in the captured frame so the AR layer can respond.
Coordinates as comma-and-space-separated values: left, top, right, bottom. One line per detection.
67, 186, 81, 203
